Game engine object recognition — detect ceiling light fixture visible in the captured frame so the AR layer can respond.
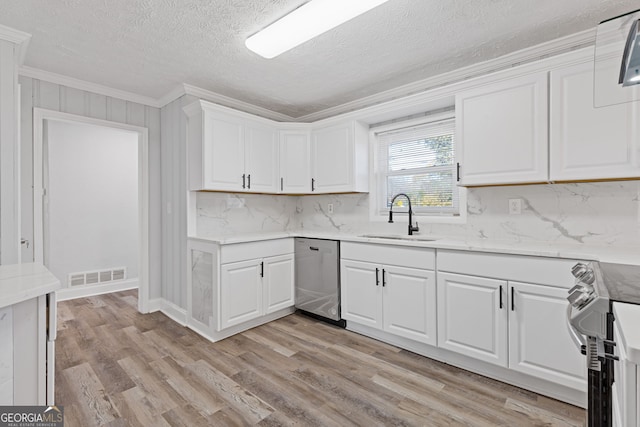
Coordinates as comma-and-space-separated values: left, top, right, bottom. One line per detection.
245, 0, 390, 59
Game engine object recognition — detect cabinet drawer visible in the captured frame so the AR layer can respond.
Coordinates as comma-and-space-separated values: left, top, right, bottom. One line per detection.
341, 242, 435, 270
437, 250, 580, 288
221, 238, 293, 264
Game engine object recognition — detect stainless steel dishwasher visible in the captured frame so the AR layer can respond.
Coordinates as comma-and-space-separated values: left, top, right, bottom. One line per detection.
294, 238, 345, 327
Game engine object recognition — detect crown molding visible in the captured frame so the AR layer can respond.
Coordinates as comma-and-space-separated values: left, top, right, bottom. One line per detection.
0, 24, 31, 66
18, 66, 163, 108
16, 28, 597, 119
182, 84, 294, 121
295, 28, 597, 122
156, 84, 186, 107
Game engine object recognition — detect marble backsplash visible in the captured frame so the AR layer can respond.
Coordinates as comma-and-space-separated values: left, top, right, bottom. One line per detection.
196, 181, 640, 248
196, 192, 298, 237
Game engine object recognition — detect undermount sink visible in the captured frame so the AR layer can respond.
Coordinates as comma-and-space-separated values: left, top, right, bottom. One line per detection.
358, 234, 437, 242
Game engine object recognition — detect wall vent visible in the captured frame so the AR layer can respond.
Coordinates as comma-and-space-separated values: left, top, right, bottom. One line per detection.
67, 267, 127, 287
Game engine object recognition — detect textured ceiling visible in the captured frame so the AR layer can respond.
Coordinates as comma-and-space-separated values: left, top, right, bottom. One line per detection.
0, 0, 637, 118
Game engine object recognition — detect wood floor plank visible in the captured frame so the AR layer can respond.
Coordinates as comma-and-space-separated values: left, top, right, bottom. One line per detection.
505, 398, 585, 427
231, 368, 348, 427
184, 359, 274, 424
148, 357, 227, 417
62, 362, 121, 425
242, 329, 297, 357
117, 355, 186, 413
55, 291, 586, 426
160, 404, 212, 427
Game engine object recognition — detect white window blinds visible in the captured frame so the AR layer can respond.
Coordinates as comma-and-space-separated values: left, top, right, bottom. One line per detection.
376, 118, 458, 214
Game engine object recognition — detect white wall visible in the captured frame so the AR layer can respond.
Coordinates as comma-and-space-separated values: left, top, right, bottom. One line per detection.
46, 120, 138, 285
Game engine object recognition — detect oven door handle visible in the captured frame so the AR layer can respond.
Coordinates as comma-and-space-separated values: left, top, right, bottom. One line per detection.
566, 304, 586, 349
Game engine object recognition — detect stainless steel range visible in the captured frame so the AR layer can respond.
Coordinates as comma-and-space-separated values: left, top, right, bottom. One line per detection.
567, 261, 640, 427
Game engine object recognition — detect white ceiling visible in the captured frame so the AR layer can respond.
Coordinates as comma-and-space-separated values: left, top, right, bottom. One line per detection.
0, 0, 637, 118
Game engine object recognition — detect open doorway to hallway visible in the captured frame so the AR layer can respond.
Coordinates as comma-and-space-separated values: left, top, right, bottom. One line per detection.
45, 119, 139, 300
31, 109, 150, 312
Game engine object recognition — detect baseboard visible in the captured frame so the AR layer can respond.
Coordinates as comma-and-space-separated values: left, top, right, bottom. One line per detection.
146, 298, 163, 313
347, 322, 587, 408
159, 299, 187, 326
202, 307, 295, 343
56, 279, 138, 301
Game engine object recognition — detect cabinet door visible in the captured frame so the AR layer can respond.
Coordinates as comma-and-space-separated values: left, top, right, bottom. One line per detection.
437, 272, 508, 367
550, 60, 640, 181
245, 122, 278, 192
456, 72, 548, 185
220, 260, 262, 330
187, 241, 215, 334
508, 281, 586, 390
340, 259, 382, 328
613, 318, 638, 427
383, 266, 436, 345
203, 112, 245, 191
263, 254, 294, 314
311, 123, 353, 193
279, 131, 311, 193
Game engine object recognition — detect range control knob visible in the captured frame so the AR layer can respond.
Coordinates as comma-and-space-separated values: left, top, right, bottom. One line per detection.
571, 263, 595, 285
580, 269, 595, 285
571, 263, 588, 278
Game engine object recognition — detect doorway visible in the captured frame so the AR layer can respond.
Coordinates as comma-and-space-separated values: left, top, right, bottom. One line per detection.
33, 109, 150, 313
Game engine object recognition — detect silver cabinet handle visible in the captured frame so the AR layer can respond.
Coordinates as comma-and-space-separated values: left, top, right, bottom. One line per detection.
21, 238, 29, 248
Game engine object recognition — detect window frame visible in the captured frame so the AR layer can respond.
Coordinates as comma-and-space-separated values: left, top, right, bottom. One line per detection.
368, 112, 467, 224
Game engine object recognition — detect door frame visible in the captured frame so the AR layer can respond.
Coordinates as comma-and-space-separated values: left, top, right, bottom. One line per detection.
32, 108, 151, 313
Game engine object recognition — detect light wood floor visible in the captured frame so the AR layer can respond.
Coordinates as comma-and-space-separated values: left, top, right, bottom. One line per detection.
55, 290, 586, 426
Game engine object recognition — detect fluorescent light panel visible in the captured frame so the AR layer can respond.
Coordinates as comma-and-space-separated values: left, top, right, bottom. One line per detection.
245, 0, 390, 59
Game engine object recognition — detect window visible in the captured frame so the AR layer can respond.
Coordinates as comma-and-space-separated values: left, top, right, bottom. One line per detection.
376, 117, 458, 215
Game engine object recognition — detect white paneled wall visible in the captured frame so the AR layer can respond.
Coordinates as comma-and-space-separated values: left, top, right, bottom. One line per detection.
19, 76, 162, 300
160, 95, 198, 308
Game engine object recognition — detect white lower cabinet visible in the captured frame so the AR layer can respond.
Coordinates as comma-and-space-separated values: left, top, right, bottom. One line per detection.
220, 254, 294, 329
341, 243, 437, 346
437, 272, 586, 390
263, 254, 295, 314
340, 260, 381, 329
383, 265, 437, 345
613, 303, 639, 427
187, 238, 294, 341
437, 272, 508, 366
220, 259, 262, 329
509, 281, 586, 390
436, 250, 586, 394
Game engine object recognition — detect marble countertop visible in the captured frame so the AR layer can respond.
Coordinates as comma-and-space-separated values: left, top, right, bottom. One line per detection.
189, 230, 640, 265
0, 263, 61, 309
614, 302, 640, 364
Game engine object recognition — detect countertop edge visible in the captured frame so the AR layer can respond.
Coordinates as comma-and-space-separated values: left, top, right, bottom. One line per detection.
0, 263, 62, 309
188, 232, 639, 265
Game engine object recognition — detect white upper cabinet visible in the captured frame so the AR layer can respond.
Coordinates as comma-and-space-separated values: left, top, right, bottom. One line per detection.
456, 72, 549, 186
185, 101, 278, 192
550, 59, 640, 181
244, 121, 279, 192
185, 100, 369, 194
201, 110, 245, 191
311, 121, 369, 193
279, 130, 311, 193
